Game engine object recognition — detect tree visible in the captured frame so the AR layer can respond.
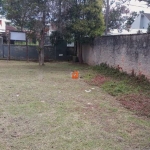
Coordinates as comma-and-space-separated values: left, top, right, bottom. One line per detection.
125, 11, 137, 30
61, 0, 105, 63
104, 0, 131, 33
3, 0, 35, 31
147, 23, 150, 33
4, 0, 53, 65
108, 5, 129, 32
0, 0, 6, 16
4, 0, 104, 64
32, 0, 52, 66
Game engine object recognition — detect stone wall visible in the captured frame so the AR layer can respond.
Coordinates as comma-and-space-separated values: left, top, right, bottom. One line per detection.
82, 34, 150, 79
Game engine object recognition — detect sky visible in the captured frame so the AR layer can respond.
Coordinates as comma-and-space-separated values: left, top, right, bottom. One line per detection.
125, 0, 150, 13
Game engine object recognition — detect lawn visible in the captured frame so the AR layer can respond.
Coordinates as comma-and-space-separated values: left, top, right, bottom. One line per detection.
0, 60, 150, 150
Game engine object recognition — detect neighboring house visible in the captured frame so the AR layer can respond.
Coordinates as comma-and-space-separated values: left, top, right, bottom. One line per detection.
131, 13, 150, 30
0, 16, 17, 44
6, 25, 16, 34
108, 13, 150, 35
46, 23, 57, 36
0, 17, 11, 34
2, 25, 17, 44
46, 23, 75, 47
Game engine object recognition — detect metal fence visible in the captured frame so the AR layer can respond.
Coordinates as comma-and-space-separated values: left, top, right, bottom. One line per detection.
0, 44, 69, 61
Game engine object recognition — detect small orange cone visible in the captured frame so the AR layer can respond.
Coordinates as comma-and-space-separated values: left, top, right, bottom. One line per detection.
72, 71, 79, 79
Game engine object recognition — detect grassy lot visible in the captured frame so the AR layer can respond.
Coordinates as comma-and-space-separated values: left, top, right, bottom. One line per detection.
0, 60, 150, 150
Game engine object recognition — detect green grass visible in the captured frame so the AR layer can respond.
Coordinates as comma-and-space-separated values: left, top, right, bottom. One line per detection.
15, 41, 39, 46
0, 61, 150, 150
93, 63, 150, 97
8, 101, 49, 116
101, 81, 139, 96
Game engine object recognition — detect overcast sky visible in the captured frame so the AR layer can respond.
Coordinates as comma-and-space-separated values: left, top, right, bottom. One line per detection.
126, 0, 150, 13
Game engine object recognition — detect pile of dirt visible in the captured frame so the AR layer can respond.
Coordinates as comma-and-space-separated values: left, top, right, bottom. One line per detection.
90, 75, 109, 86
118, 94, 150, 117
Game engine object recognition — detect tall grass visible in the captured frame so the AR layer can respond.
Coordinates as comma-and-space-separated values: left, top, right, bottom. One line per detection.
92, 63, 150, 97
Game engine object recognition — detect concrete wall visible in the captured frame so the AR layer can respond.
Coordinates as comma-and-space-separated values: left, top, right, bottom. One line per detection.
82, 34, 150, 79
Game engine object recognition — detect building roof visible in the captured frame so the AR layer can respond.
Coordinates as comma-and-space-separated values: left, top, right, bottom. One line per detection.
144, 13, 150, 21
6, 25, 16, 31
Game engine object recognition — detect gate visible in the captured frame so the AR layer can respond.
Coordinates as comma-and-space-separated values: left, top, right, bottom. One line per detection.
55, 39, 67, 61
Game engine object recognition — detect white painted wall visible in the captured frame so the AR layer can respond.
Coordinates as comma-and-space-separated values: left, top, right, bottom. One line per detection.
0, 17, 10, 33
131, 14, 141, 29
131, 14, 150, 29
141, 14, 150, 29
0, 19, 6, 32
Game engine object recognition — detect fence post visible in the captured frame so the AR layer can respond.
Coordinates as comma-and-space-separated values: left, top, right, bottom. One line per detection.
2, 44, 4, 58
26, 38, 29, 62
8, 33, 10, 61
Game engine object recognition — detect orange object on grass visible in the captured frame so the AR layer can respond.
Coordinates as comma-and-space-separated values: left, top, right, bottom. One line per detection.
72, 71, 79, 79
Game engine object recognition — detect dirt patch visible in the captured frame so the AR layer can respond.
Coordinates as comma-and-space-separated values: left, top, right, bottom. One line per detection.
89, 74, 150, 117
90, 75, 110, 86
118, 94, 150, 117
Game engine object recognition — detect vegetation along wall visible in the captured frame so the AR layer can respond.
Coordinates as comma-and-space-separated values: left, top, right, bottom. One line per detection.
82, 34, 150, 79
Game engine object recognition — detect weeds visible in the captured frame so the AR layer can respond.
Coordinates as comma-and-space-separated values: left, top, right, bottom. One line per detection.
92, 63, 150, 97
90, 63, 150, 117
101, 81, 139, 96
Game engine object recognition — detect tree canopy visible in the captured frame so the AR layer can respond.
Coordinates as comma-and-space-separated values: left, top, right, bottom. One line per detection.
3, 0, 53, 65
3, 0, 105, 64
50, 0, 105, 63
125, 11, 137, 29
64, 0, 104, 39
103, 0, 140, 33
0, 0, 6, 16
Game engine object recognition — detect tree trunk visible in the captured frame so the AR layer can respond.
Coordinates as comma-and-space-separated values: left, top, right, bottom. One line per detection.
38, 31, 45, 66
39, 9, 46, 66
78, 42, 83, 63
39, 51, 41, 65
26, 37, 29, 62
58, 0, 62, 32
105, 0, 109, 35
39, 44, 45, 66
41, 48, 44, 65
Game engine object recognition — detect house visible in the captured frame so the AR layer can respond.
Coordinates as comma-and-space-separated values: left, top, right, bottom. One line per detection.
131, 13, 150, 30
46, 23, 57, 36
0, 16, 17, 44
5, 25, 17, 34
108, 13, 150, 35
1, 25, 17, 44
0, 17, 11, 34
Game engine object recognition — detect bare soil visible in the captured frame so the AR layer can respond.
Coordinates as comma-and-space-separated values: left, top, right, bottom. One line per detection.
90, 74, 150, 118
91, 75, 110, 86
118, 94, 150, 117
